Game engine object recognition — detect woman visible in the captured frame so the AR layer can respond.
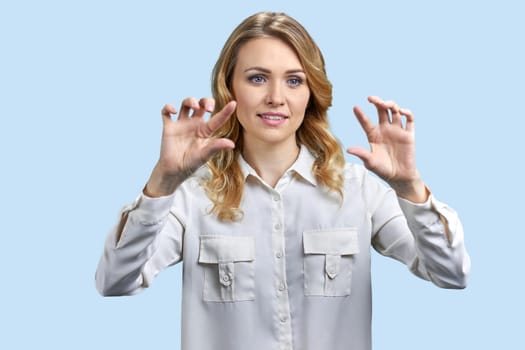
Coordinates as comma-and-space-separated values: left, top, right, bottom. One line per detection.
96, 11, 469, 350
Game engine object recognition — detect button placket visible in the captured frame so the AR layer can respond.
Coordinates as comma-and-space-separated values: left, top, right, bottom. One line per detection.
270, 189, 293, 348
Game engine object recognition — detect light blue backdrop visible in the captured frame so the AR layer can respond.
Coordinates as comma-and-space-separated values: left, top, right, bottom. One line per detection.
1, 0, 523, 349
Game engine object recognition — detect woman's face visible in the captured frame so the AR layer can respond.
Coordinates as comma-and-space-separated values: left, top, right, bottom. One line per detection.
231, 37, 311, 150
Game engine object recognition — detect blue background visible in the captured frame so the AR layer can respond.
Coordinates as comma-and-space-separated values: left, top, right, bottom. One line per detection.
1, 0, 523, 348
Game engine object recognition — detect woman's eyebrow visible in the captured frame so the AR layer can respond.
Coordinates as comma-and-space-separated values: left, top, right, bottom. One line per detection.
286, 69, 306, 75
244, 67, 305, 75
244, 66, 271, 73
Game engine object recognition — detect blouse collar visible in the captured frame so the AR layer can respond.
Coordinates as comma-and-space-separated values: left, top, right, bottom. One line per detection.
238, 145, 318, 187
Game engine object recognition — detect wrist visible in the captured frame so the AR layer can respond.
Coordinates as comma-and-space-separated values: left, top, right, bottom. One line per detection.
144, 163, 184, 197
388, 176, 429, 203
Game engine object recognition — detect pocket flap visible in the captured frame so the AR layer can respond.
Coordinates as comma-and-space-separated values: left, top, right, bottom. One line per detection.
199, 235, 255, 263
303, 228, 359, 255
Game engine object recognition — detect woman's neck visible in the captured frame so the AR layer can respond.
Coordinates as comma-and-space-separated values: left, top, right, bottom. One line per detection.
242, 138, 300, 188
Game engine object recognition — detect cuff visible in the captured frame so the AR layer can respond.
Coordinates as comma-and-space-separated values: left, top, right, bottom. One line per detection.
115, 192, 176, 249
398, 193, 459, 245
131, 192, 176, 226
397, 193, 439, 227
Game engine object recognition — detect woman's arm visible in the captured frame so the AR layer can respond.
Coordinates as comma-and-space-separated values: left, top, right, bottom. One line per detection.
95, 97, 236, 295
349, 96, 470, 288
95, 193, 182, 296
367, 177, 470, 289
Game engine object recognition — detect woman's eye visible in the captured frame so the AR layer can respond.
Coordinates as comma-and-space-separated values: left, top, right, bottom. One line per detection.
288, 77, 303, 87
249, 75, 266, 84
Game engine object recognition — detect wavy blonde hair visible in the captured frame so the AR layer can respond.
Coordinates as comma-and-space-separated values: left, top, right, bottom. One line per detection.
205, 11, 345, 221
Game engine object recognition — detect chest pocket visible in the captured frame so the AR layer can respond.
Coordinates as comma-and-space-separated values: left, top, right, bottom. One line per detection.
198, 235, 256, 302
303, 228, 359, 297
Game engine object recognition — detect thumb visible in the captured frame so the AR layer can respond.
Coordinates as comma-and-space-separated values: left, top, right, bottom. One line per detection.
202, 138, 235, 160
346, 146, 373, 166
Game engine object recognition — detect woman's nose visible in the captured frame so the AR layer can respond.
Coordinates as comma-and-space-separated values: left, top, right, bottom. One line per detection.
266, 81, 285, 106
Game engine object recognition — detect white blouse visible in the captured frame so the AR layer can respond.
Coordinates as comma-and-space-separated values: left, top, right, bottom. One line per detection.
96, 146, 470, 350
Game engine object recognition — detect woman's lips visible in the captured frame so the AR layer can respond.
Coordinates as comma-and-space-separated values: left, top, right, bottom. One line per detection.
257, 113, 288, 126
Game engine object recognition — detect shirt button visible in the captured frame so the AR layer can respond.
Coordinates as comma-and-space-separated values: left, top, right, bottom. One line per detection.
280, 315, 288, 323
278, 283, 286, 291
220, 273, 232, 286
275, 251, 283, 259
273, 195, 280, 202
274, 223, 282, 230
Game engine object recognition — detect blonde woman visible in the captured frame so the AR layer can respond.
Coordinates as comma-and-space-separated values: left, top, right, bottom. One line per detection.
96, 11, 470, 350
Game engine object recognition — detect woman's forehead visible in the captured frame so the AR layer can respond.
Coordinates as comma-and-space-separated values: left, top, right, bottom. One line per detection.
235, 37, 304, 72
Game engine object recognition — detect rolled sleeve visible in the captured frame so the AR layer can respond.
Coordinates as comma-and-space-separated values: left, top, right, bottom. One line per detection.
96, 192, 183, 296
398, 193, 470, 289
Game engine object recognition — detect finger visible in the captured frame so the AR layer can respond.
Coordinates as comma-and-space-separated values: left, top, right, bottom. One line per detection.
346, 146, 374, 168
161, 103, 177, 124
201, 138, 236, 159
400, 108, 415, 132
193, 97, 215, 119
383, 100, 402, 126
206, 101, 237, 133
179, 97, 199, 120
202, 97, 215, 113
368, 96, 390, 124
353, 106, 375, 134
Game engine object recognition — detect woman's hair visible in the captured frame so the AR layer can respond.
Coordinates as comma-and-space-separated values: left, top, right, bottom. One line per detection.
204, 11, 345, 221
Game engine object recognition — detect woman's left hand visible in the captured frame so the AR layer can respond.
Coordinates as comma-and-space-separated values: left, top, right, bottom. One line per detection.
347, 96, 429, 203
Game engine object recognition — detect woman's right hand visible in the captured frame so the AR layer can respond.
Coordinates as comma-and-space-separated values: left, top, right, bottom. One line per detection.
145, 97, 236, 197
